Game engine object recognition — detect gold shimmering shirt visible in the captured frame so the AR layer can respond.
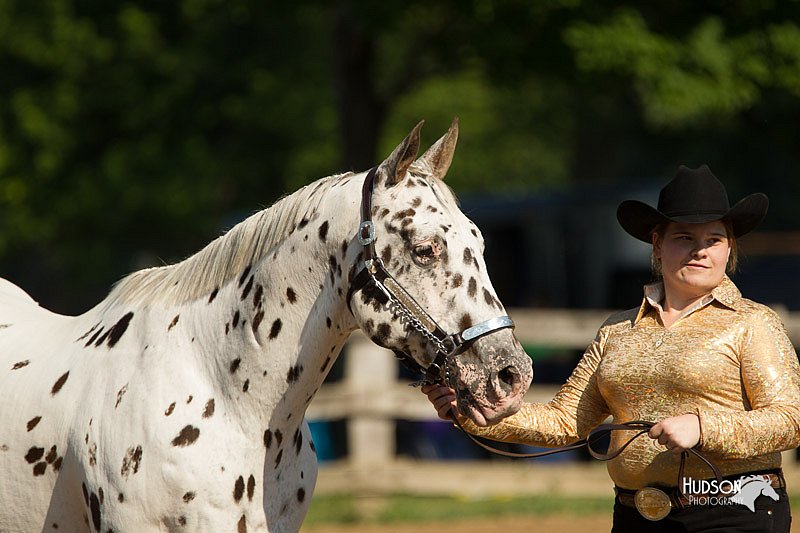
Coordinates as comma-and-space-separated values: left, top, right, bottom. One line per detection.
463, 277, 800, 489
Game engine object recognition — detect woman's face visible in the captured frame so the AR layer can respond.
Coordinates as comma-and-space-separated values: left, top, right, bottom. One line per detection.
653, 221, 731, 300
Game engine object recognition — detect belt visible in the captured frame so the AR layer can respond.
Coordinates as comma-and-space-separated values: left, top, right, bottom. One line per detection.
615, 469, 786, 520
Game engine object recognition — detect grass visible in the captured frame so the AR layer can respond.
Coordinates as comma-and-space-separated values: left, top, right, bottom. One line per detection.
303, 493, 614, 525
304, 493, 800, 526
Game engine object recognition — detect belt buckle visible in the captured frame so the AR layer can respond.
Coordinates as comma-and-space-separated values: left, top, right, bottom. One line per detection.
634, 487, 672, 521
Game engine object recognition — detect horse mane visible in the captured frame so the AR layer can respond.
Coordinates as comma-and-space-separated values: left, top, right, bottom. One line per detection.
101, 172, 353, 310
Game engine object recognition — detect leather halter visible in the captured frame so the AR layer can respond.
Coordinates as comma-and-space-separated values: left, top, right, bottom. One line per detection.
347, 167, 515, 386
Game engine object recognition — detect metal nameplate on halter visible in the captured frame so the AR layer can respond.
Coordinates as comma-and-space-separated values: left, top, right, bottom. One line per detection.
461, 316, 514, 342
357, 221, 375, 245
634, 487, 672, 521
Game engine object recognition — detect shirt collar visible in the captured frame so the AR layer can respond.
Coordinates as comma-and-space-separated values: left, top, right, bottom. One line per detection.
634, 275, 742, 324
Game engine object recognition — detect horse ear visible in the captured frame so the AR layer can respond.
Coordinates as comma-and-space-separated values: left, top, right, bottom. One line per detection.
414, 117, 459, 181
376, 121, 423, 188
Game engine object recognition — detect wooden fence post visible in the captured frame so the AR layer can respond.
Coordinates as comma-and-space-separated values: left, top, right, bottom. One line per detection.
343, 332, 396, 465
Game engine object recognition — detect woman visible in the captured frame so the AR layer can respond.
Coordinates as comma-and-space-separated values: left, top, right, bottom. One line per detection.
424, 165, 800, 532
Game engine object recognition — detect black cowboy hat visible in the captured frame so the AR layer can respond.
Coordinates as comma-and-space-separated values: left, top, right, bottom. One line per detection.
617, 164, 769, 243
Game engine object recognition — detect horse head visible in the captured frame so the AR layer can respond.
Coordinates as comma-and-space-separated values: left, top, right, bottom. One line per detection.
348, 119, 533, 426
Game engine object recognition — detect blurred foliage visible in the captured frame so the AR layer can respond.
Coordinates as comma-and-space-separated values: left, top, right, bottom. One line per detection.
1, 0, 799, 313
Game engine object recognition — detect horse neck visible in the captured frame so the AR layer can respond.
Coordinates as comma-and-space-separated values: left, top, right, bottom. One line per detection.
186, 174, 364, 430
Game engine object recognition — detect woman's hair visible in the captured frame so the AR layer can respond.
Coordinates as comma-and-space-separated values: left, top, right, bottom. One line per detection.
650, 220, 738, 279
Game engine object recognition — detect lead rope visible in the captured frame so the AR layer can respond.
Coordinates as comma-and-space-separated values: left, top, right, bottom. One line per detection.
449, 411, 722, 492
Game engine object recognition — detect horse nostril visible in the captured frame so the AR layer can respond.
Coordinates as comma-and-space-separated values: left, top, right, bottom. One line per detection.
497, 365, 520, 393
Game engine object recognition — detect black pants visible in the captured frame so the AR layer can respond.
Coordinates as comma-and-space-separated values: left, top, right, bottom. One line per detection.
612, 488, 791, 533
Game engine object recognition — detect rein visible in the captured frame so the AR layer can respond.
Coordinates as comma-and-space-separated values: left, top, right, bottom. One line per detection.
347, 167, 515, 385
448, 413, 722, 504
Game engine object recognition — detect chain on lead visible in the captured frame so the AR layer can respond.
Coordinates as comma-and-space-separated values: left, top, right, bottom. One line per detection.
383, 298, 450, 355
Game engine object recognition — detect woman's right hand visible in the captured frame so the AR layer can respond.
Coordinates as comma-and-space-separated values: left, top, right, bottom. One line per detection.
420, 384, 458, 421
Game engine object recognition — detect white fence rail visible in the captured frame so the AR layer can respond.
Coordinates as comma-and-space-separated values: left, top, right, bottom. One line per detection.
307, 308, 800, 495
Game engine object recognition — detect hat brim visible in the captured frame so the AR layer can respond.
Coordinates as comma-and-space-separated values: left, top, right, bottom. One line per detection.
617, 193, 768, 243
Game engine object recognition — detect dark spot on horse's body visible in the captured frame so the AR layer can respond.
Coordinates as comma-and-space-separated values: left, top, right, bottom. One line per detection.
11, 360, 30, 370
253, 285, 264, 308
287, 364, 303, 383
25, 446, 44, 463
53, 457, 62, 471
298, 218, 309, 230
293, 429, 303, 455
168, 315, 180, 331
275, 430, 283, 446
106, 312, 134, 348
115, 385, 128, 408
85, 327, 104, 347
238, 266, 252, 287
241, 276, 254, 301
94, 330, 110, 347
45, 446, 57, 464
165, 402, 176, 416
247, 475, 255, 501
252, 310, 265, 334
118, 493, 125, 503
33, 461, 46, 475
375, 323, 391, 345
286, 287, 297, 304
263, 429, 272, 448
238, 515, 247, 533
318, 221, 329, 242
171, 425, 200, 447
392, 208, 416, 221
482, 288, 495, 307
76, 322, 101, 342
297, 487, 306, 502
183, 491, 195, 503
320, 356, 332, 373
203, 399, 215, 418
121, 445, 142, 477
90, 492, 101, 530
233, 476, 245, 502
380, 245, 392, 264
51, 372, 69, 395
326, 317, 332, 328
274, 449, 283, 468
468, 277, 477, 299
230, 358, 241, 374
209, 287, 219, 303
232, 311, 240, 329
27, 416, 41, 432
242, 379, 250, 393
463, 248, 474, 266
459, 314, 474, 332
269, 319, 282, 340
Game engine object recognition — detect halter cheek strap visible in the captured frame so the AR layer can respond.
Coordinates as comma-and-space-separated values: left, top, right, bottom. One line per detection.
346, 167, 515, 385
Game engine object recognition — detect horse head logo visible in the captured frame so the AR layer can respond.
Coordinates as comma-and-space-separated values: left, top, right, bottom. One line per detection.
728, 475, 780, 512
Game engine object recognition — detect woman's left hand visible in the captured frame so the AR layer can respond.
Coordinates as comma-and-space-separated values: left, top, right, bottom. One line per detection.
648, 413, 701, 454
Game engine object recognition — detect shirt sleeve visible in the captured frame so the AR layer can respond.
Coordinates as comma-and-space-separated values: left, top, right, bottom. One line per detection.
458, 326, 612, 447
696, 307, 800, 458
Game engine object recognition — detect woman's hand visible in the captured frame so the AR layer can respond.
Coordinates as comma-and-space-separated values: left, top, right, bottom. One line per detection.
648, 413, 701, 454
420, 384, 457, 421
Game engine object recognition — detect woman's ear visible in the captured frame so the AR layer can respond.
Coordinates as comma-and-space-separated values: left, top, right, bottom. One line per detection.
651, 232, 661, 259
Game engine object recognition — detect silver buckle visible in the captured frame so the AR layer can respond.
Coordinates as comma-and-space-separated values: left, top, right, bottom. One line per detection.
357, 221, 375, 246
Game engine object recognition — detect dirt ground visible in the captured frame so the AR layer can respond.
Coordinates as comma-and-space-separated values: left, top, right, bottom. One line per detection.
301, 514, 612, 533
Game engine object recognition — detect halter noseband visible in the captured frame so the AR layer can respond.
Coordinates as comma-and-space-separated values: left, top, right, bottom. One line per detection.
346, 167, 515, 385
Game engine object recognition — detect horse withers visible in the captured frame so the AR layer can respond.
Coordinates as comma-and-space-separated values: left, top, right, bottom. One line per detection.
0, 119, 532, 532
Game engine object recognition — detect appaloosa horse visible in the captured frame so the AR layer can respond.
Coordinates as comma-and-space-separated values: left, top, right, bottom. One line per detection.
0, 120, 532, 532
